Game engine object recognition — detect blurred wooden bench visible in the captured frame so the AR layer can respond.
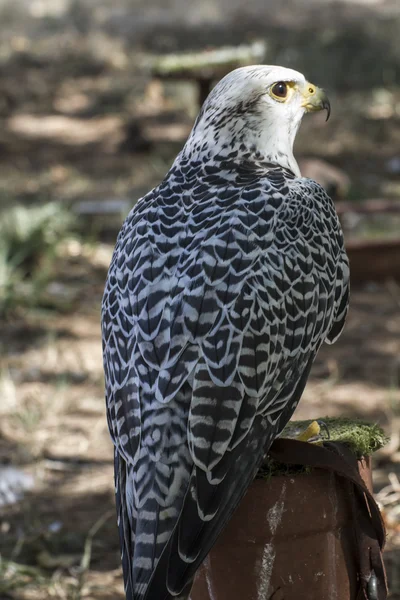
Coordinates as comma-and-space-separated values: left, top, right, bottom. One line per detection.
336, 199, 400, 283
148, 41, 267, 107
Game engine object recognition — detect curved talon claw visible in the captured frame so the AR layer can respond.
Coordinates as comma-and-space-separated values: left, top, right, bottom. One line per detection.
317, 419, 330, 440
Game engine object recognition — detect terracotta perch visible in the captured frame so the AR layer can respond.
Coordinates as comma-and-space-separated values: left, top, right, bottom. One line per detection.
190, 418, 389, 600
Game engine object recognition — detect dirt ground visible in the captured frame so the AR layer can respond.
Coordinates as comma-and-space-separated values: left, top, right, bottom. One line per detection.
1, 0, 400, 598
1, 244, 400, 599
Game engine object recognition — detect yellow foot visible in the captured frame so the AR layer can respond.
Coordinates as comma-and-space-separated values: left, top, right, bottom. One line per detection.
296, 420, 321, 442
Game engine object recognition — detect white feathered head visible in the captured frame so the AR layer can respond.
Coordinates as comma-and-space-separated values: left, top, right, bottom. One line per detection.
185, 65, 330, 177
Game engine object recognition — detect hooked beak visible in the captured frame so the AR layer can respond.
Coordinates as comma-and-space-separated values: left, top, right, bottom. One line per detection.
301, 82, 331, 121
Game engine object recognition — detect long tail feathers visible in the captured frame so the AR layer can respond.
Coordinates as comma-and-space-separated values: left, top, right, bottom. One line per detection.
143, 416, 270, 600
115, 451, 134, 599
115, 366, 315, 600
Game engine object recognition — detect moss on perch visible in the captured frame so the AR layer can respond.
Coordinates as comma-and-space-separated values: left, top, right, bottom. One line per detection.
257, 417, 389, 480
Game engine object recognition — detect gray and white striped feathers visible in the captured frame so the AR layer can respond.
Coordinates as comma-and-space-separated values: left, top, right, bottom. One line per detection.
101, 65, 349, 600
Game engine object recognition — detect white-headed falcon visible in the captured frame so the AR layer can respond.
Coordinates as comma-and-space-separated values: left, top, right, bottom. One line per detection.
101, 65, 350, 600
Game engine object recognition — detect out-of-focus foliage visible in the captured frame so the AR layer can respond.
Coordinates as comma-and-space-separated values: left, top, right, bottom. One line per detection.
0, 203, 74, 315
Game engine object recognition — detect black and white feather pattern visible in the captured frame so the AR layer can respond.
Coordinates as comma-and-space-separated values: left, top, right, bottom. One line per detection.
101, 66, 349, 600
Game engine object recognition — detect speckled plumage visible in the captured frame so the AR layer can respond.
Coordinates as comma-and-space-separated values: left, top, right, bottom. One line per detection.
101, 66, 349, 600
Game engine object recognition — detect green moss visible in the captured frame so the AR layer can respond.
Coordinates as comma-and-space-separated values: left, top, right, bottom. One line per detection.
256, 417, 389, 480
282, 417, 388, 457
257, 461, 313, 481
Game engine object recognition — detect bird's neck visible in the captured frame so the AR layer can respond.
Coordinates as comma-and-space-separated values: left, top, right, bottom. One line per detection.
182, 114, 301, 177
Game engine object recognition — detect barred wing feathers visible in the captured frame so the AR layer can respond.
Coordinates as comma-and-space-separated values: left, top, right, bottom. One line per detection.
101, 160, 349, 599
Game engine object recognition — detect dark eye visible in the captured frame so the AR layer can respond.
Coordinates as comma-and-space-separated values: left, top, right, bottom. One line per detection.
271, 81, 288, 99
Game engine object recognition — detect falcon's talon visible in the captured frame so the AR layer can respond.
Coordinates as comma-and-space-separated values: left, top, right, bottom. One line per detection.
296, 420, 321, 443
317, 419, 331, 440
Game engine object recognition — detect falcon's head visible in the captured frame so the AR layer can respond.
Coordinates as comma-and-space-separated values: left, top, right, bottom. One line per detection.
184, 65, 330, 177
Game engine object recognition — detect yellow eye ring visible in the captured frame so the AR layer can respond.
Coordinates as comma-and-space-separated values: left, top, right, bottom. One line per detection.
271, 81, 288, 101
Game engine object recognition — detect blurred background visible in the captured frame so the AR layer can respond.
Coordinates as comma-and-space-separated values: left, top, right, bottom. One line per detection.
0, 0, 400, 598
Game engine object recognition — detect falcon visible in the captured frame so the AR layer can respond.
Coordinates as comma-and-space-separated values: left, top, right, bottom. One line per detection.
101, 65, 349, 600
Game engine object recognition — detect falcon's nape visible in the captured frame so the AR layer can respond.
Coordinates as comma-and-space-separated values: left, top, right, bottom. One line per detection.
101, 65, 349, 600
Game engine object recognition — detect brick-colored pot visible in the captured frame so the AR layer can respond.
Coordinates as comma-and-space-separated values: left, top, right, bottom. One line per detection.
190, 459, 372, 600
